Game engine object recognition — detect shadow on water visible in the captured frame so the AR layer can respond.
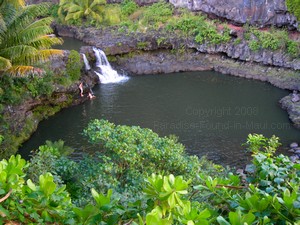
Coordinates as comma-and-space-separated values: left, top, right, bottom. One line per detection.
19, 71, 300, 167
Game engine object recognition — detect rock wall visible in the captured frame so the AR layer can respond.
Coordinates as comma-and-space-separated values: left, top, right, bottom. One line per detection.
280, 95, 300, 128
55, 24, 300, 71
170, 0, 299, 29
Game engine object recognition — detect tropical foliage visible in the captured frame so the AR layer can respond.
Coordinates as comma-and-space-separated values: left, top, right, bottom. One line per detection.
58, 0, 106, 25
0, 125, 299, 224
286, 0, 300, 21
0, 0, 62, 75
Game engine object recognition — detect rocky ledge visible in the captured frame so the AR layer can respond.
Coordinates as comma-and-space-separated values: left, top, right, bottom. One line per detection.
55, 24, 300, 72
280, 94, 300, 129
170, 0, 299, 30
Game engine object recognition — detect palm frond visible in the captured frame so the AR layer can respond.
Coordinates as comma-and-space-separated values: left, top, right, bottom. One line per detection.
27, 36, 63, 49
0, 0, 60, 76
0, 55, 11, 71
6, 65, 34, 76
0, 45, 37, 62
5, 3, 49, 32
90, 11, 103, 22
90, 0, 106, 8
65, 11, 83, 21
0, 0, 25, 9
11, 48, 62, 67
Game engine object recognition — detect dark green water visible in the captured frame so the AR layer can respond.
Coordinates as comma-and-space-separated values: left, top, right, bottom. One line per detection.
19, 71, 300, 167
53, 37, 84, 51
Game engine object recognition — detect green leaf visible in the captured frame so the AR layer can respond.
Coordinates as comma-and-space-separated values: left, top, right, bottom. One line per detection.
167, 192, 176, 208
274, 177, 284, 184
43, 181, 56, 197
27, 179, 36, 191
229, 211, 240, 225
217, 216, 231, 225
91, 188, 113, 207
73, 204, 99, 223
198, 208, 211, 219
242, 212, 255, 224
187, 220, 195, 225
293, 164, 300, 170
163, 176, 172, 192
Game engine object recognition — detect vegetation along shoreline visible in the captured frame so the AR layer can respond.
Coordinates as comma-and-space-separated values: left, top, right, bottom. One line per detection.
0, 0, 299, 223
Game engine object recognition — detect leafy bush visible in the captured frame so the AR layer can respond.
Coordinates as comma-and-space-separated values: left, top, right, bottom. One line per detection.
121, 0, 138, 16
249, 40, 260, 51
66, 50, 83, 81
26, 140, 74, 184
194, 134, 300, 224
166, 14, 205, 35
142, 1, 173, 25
246, 28, 299, 56
0, 75, 25, 105
0, 155, 73, 224
287, 39, 300, 56
1, 129, 300, 224
26, 75, 54, 98
83, 119, 200, 179
286, 0, 300, 21
101, 4, 122, 26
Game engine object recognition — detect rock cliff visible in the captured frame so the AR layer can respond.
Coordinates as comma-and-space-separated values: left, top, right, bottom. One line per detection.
170, 0, 299, 29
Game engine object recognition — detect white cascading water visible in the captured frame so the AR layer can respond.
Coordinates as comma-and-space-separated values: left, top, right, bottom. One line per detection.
81, 53, 91, 71
92, 47, 129, 84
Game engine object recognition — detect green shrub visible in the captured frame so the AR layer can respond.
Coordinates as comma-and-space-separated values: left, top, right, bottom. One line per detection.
258, 32, 280, 50
1, 128, 300, 224
167, 14, 205, 35
103, 4, 122, 25
142, 1, 173, 25
286, 0, 300, 21
194, 134, 300, 224
249, 40, 260, 51
26, 75, 54, 98
287, 39, 300, 56
49, 3, 59, 18
66, 50, 82, 81
0, 75, 27, 105
83, 119, 200, 179
246, 27, 299, 55
121, 0, 138, 16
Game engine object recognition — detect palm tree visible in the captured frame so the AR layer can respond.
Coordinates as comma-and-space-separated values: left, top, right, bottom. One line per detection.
0, 0, 63, 75
58, 0, 106, 24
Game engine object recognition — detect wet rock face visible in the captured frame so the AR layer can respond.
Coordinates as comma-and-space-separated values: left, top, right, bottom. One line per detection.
280, 95, 300, 129
169, 0, 299, 29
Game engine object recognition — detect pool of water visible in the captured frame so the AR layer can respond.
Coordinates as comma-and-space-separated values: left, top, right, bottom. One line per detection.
53, 36, 84, 52
19, 71, 299, 167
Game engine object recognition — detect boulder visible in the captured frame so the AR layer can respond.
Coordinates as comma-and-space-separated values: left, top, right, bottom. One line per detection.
290, 142, 299, 148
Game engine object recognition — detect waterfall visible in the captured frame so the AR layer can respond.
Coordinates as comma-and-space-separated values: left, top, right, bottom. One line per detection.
92, 47, 129, 84
81, 53, 91, 71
